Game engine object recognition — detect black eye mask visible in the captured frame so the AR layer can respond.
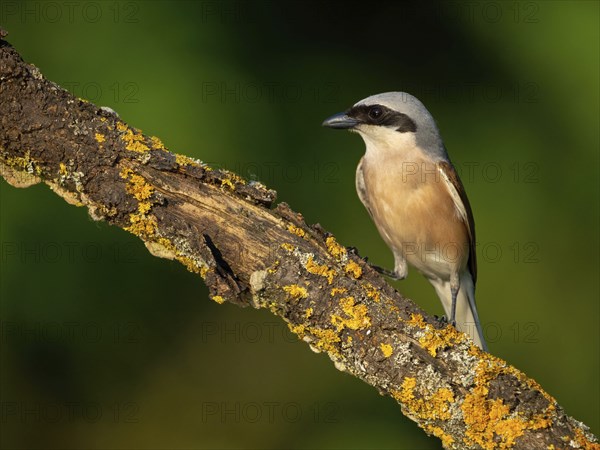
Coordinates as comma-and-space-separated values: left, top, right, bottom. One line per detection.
346, 104, 417, 133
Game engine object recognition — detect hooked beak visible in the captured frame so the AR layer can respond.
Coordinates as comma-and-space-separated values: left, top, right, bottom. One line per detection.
322, 112, 359, 129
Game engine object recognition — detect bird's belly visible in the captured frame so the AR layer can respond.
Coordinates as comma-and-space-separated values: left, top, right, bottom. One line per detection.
368, 175, 468, 279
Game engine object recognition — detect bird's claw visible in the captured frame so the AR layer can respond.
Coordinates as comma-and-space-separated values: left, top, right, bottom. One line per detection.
371, 264, 400, 279
435, 315, 448, 325
436, 315, 456, 327
347, 246, 369, 262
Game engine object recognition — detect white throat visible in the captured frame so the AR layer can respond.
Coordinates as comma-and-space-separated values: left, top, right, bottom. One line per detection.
357, 125, 421, 161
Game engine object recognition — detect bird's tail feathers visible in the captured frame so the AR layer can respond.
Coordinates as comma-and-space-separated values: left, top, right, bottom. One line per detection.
430, 274, 488, 351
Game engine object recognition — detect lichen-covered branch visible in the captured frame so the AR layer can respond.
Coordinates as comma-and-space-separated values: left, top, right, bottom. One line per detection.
0, 32, 597, 450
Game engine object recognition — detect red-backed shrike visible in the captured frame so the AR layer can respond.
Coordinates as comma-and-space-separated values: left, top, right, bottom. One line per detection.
323, 92, 487, 350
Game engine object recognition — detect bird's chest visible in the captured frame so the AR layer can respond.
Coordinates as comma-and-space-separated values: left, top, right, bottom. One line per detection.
359, 153, 461, 254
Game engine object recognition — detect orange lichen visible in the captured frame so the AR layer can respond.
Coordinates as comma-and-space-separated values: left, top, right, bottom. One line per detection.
152, 237, 207, 276
211, 295, 225, 304
120, 167, 155, 220
344, 261, 362, 279
426, 425, 455, 448
280, 243, 296, 253
287, 224, 306, 238
288, 323, 306, 336
288, 323, 341, 357
407, 313, 427, 329
150, 135, 166, 150
305, 256, 335, 284
419, 324, 466, 357
221, 170, 246, 185
462, 385, 527, 449
3, 151, 42, 179
199, 266, 209, 278
119, 167, 133, 179
392, 377, 417, 403
95, 133, 106, 143
125, 211, 157, 238
460, 355, 559, 449
126, 174, 154, 201
175, 153, 199, 167
117, 122, 150, 153
572, 427, 600, 450
325, 236, 347, 260
221, 178, 235, 190
391, 377, 455, 421
391, 355, 564, 450
363, 282, 381, 302
119, 168, 158, 238
384, 298, 401, 316
304, 307, 313, 319
308, 327, 341, 355
283, 284, 308, 300
380, 343, 393, 358
137, 201, 152, 214
267, 261, 279, 274
330, 287, 347, 296
330, 296, 371, 332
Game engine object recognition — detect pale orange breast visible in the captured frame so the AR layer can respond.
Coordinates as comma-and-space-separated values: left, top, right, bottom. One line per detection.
361, 152, 469, 279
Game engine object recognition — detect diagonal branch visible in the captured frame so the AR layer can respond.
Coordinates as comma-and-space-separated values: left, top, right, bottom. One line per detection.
0, 32, 597, 450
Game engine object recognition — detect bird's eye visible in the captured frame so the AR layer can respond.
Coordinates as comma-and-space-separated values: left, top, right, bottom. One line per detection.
368, 106, 383, 120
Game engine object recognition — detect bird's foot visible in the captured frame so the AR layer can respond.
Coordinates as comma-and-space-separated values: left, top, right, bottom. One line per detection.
436, 315, 456, 327
371, 264, 402, 280
347, 246, 369, 262
435, 315, 448, 325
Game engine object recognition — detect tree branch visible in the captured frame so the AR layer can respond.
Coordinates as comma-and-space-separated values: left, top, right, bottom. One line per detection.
0, 32, 597, 450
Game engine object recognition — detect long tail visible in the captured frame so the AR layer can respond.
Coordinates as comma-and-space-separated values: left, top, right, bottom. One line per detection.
429, 273, 488, 351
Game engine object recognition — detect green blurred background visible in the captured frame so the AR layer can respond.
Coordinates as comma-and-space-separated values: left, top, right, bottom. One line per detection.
0, 1, 598, 449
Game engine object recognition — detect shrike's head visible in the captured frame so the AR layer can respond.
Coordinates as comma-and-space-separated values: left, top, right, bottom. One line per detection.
322, 92, 447, 160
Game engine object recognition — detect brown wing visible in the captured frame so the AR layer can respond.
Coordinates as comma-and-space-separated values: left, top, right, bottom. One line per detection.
438, 160, 477, 284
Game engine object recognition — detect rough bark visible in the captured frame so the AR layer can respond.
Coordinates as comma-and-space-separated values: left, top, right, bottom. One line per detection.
0, 32, 597, 450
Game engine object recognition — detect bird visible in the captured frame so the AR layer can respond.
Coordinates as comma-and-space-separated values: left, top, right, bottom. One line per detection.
322, 92, 487, 351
